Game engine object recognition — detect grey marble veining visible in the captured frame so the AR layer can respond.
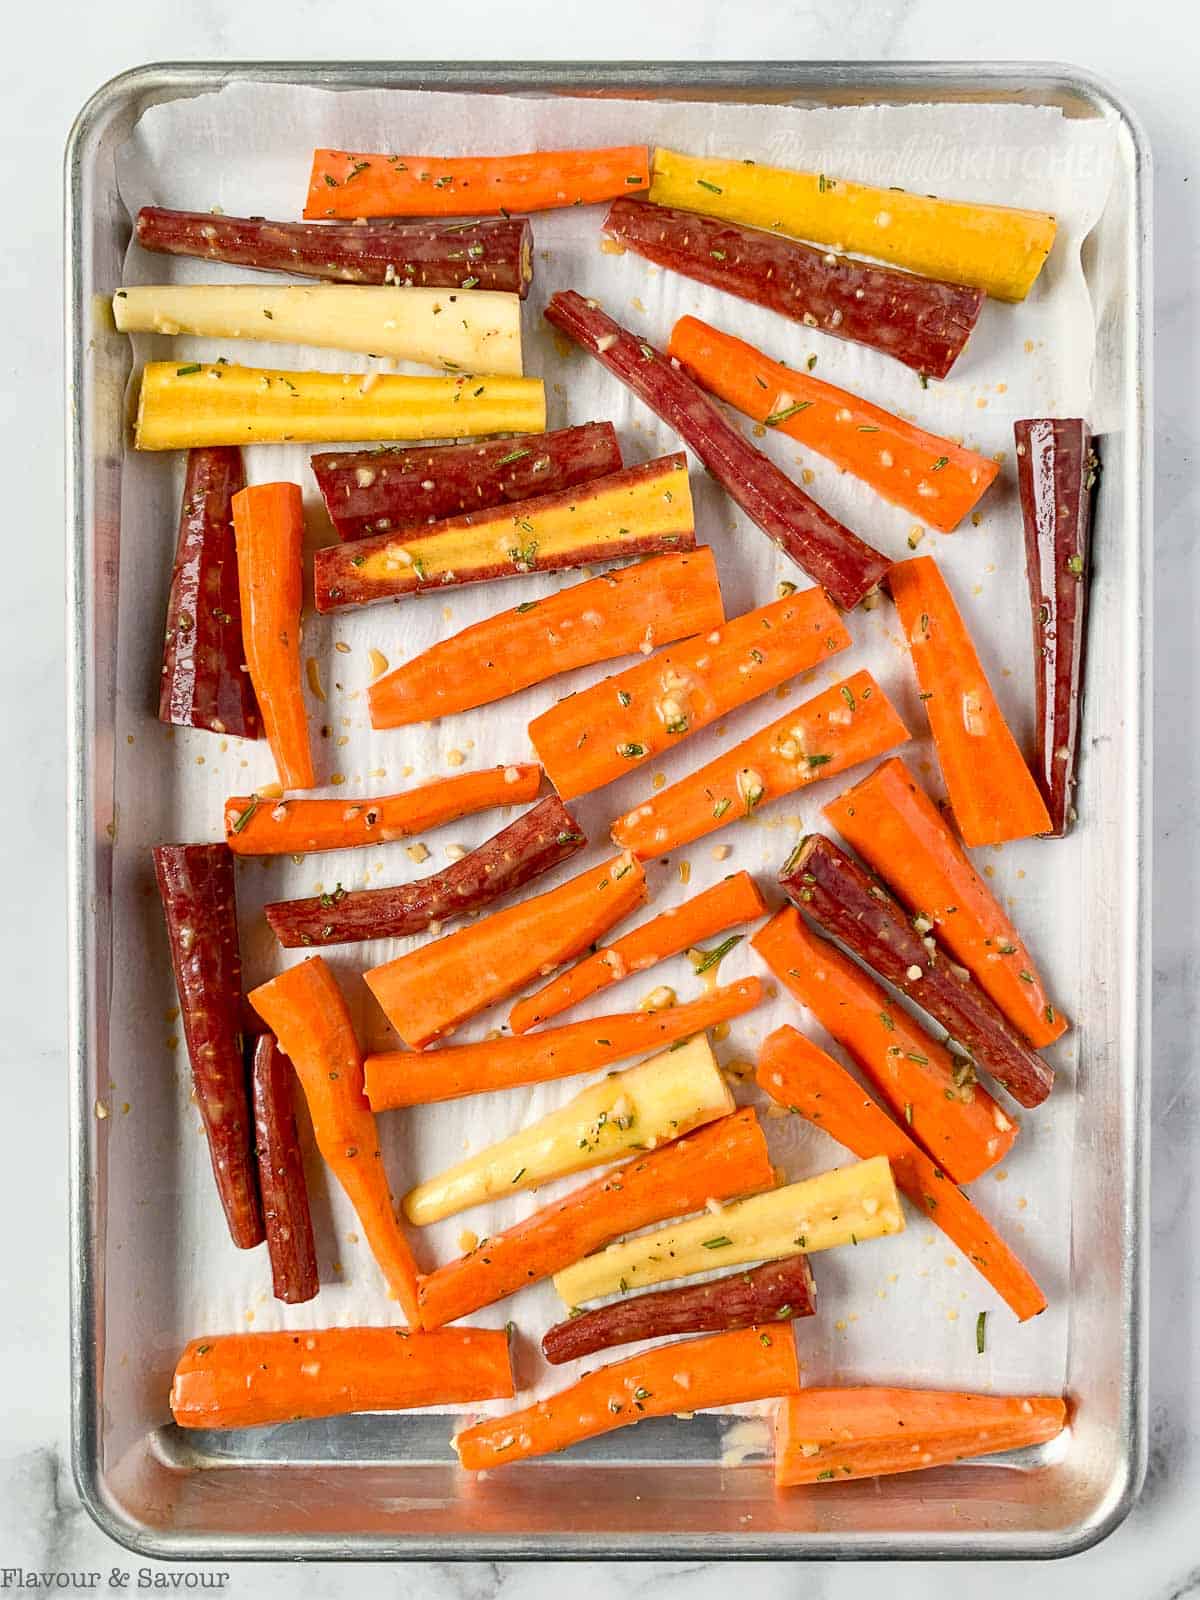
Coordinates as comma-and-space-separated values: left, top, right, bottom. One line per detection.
3, 0, 1197, 1595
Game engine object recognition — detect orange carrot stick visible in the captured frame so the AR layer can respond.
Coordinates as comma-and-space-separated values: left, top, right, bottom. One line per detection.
366, 978, 763, 1109
824, 757, 1067, 1046
757, 1025, 1045, 1321
454, 1325, 799, 1469
752, 907, 1016, 1184
305, 146, 650, 220
365, 853, 647, 1048
416, 1107, 774, 1328
669, 317, 998, 533
774, 1388, 1066, 1485
509, 871, 767, 1034
231, 482, 314, 790
368, 550, 725, 728
529, 589, 851, 800
224, 764, 541, 855
888, 557, 1051, 846
611, 670, 909, 858
171, 1326, 513, 1430
248, 957, 422, 1323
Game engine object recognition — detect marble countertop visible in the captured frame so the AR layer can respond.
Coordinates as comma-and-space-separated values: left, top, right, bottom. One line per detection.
3, 1, 1195, 1594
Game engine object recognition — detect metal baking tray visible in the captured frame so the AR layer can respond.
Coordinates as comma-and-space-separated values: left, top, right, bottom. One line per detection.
66, 61, 1151, 1561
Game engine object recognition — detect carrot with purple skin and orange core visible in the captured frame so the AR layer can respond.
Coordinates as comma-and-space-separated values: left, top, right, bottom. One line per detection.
889, 555, 1052, 846
153, 844, 263, 1251
416, 1107, 774, 1328
757, 1025, 1046, 1321
159, 446, 261, 740
542, 1253, 816, 1365
365, 852, 647, 1049
248, 957, 422, 1324
304, 145, 649, 220
610, 669, 908, 859
224, 764, 541, 855
368, 550, 723, 729
314, 453, 695, 614
365, 978, 762, 1109
136, 208, 534, 296
603, 198, 983, 379
774, 1388, 1066, 1486
668, 316, 999, 531
313, 422, 622, 542
453, 1325, 799, 1470
509, 871, 767, 1034
231, 482, 313, 791
529, 588, 851, 800
543, 291, 890, 609
752, 906, 1016, 1184
265, 795, 584, 948
171, 1326, 513, 1431
251, 1034, 318, 1305
824, 756, 1066, 1047
780, 833, 1053, 1109
1015, 417, 1097, 837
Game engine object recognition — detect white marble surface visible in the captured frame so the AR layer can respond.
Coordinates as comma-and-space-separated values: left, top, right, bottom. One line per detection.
2, 0, 1195, 1593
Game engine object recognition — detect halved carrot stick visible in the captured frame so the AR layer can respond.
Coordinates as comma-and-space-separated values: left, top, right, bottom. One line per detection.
668, 316, 999, 532
248, 957, 422, 1323
454, 1325, 799, 1469
305, 146, 649, 220
611, 670, 909, 858
509, 871, 767, 1034
774, 1388, 1066, 1486
417, 1107, 773, 1328
757, 1025, 1046, 1321
364, 853, 646, 1048
888, 557, 1051, 846
824, 757, 1067, 1046
224, 763, 541, 854
649, 148, 1057, 303
368, 550, 724, 728
752, 907, 1016, 1184
365, 978, 763, 1109
530, 589, 851, 799
171, 1326, 513, 1430
231, 483, 314, 791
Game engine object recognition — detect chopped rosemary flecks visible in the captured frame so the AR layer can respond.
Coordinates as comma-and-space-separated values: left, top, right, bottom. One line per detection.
931, 456, 949, 472
976, 1310, 987, 1354
701, 1235, 733, 1249
691, 933, 744, 975
231, 799, 258, 833
764, 400, 814, 427
697, 179, 723, 194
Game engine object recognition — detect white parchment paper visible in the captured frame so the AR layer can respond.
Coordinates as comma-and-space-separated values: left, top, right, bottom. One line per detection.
104, 85, 1116, 1447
